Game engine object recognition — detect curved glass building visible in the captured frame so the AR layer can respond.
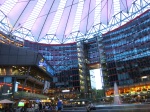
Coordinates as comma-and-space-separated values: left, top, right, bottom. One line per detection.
101, 9, 150, 97
0, 0, 150, 101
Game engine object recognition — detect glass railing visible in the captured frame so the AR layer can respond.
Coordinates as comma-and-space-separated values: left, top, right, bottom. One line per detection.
14, 91, 48, 99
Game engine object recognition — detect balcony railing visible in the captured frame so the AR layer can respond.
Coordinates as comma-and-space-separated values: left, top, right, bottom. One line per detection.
14, 91, 48, 99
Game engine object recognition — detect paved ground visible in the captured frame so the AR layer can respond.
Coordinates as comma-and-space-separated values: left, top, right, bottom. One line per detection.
62, 108, 150, 112
62, 104, 150, 112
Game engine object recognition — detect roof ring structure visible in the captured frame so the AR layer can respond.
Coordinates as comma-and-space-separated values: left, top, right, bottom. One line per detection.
0, 0, 149, 44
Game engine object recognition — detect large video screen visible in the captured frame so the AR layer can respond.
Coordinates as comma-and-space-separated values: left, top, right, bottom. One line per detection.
38, 59, 54, 75
18, 102, 25, 107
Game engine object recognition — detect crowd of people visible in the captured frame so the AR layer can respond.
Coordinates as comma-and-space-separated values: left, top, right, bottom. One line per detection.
0, 99, 97, 112
0, 99, 63, 112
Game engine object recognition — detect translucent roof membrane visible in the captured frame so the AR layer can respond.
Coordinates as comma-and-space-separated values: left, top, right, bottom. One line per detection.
0, 0, 6, 6
0, 0, 149, 44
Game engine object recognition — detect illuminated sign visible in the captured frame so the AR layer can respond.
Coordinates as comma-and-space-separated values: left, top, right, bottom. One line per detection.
62, 90, 70, 92
38, 59, 54, 76
39, 59, 46, 67
39, 59, 47, 72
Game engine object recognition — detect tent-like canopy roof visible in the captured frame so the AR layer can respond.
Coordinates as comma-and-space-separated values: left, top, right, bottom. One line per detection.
0, 0, 149, 44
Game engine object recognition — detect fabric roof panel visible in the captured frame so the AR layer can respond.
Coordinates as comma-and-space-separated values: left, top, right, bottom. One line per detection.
79, 0, 96, 34
101, 0, 114, 25
0, 0, 148, 44
120, 0, 133, 13
31, 0, 60, 41
8, 0, 38, 31
56, 0, 79, 42
87, 0, 96, 32
0, 0, 6, 5
64, 0, 79, 36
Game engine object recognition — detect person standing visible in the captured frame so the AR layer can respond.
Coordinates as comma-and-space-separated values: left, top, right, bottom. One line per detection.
34, 103, 39, 112
38, 102, 42, 112
57, 99, 62, 112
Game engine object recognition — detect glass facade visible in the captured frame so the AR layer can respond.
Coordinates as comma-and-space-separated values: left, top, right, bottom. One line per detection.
100, 9, 150, 96
24, 41, 80, 92
85, 37, 100, 64
24, 39, 101, 99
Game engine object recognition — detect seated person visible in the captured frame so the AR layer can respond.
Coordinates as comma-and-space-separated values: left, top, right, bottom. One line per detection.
86, 102, 96, 112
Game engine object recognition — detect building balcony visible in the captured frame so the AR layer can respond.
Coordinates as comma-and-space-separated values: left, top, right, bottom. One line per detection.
14, 91, 48, 99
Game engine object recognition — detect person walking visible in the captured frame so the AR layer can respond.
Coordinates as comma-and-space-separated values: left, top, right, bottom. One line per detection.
57, 99, 62, 112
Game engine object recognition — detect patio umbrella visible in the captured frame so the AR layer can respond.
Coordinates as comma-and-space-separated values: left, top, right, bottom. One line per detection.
0, 99, 14, 103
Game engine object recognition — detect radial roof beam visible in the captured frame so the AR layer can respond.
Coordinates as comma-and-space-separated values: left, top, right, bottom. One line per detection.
7, 0, 38, 32
56, 0, 79, 43
100, 0, 114, 25
79, 0, 96, 34
31, 0, 60, 41
94, 0, 101, 26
